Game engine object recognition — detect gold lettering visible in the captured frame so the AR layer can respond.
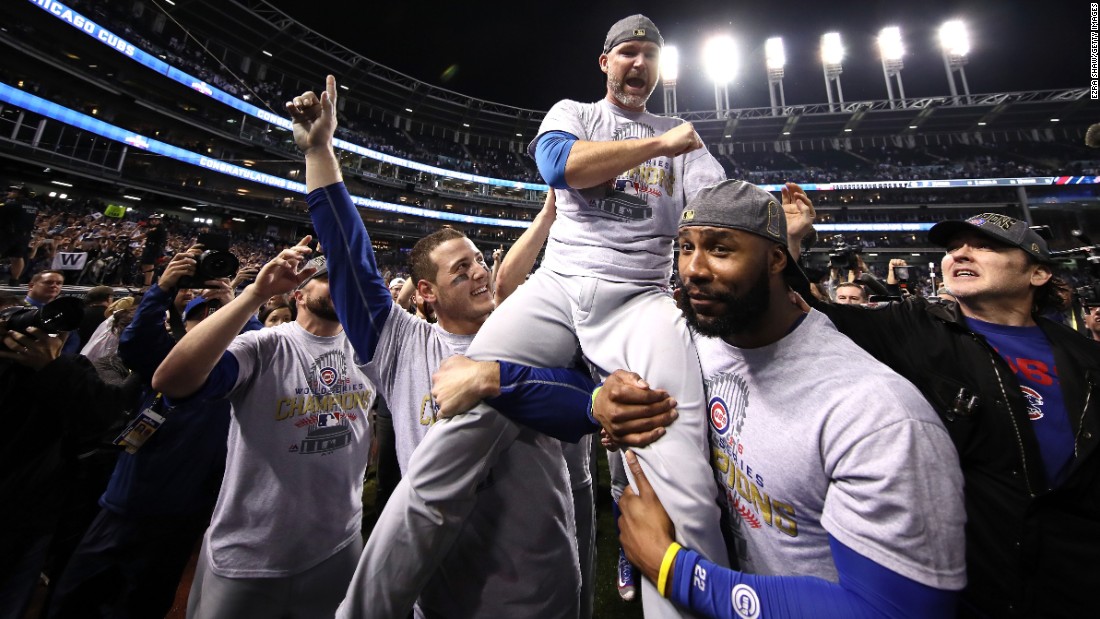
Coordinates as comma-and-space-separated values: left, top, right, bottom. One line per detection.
748, 483, 774, 528
773, 500, 798, 538
419, 394, 436, 426
275, 398, 292, 420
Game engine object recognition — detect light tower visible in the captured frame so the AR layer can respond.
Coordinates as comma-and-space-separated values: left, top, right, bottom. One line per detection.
661, 45, 679, 114
765, 37, 786, 116
878, 26, 906, 108
821, 32, 845, 112
703, 35, 737, 115
939, 20, 972, 104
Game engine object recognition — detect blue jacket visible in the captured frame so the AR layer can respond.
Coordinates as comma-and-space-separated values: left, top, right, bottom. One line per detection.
103, 284, 260, 517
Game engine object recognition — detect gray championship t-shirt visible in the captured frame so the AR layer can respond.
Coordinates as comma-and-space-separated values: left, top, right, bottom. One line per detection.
367, 304, 474, 473
696, 310, 967, 589
530, 99, 726, 286
205, 321, 376, 578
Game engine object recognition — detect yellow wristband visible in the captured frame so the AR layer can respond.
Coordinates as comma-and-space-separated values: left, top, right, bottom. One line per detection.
590, 386, 602, 417
657, 542, 683, 598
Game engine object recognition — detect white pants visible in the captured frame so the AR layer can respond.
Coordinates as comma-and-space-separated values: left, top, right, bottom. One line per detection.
468, 269, 729, 618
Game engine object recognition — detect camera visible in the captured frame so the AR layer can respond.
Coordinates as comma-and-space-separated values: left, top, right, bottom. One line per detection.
828, 235, 862, 270
1077, 282, 1100, 307
177, 250, 240, 289
0, 296, 84, 341
893, 265, 910, 282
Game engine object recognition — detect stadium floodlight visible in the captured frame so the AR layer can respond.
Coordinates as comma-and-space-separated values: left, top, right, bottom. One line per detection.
939, 20, 972, 103
661, 45, 679, 114
939, 20, 970, 58
765, 37, 785, 72
765, 37, 786, 115
703, 35, 737, 114
878, 26, 906, 107
879, 27, 904, 62
820, 32, 845, 110
821, 32, 844, 67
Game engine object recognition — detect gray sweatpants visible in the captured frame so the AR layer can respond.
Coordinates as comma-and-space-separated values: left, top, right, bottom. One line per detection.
187, 536, 362, 619
468, 269, 729, 618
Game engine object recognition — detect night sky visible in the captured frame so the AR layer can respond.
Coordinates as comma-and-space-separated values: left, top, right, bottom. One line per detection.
268, 0, 1089, 113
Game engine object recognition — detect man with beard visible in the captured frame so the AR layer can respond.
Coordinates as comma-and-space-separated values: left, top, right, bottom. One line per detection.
413, 15, 731, 617
152, 247, 376, 619
600, 180, 967, 617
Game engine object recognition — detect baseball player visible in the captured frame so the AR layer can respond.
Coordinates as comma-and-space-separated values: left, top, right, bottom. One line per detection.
286, 76, 597, 618
607, 180, 967, 617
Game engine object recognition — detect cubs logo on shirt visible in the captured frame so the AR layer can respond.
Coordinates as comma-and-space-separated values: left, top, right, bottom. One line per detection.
710, 396, 730, 435
319, 366, 338, 388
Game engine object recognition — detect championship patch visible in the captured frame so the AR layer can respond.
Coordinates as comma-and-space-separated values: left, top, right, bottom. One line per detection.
710, 396, 730, 435
731, 584, 761, 619
633, 28, 646, 36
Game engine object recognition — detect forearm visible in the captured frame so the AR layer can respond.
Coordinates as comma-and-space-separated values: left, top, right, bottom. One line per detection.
666, 537, 957, 619
152, 285, 265, 398
306, 182, 392, 360
494, 206, 553, 303
305, 147, 343, 191
486, 362, 599, 443
564, 138, 666, 189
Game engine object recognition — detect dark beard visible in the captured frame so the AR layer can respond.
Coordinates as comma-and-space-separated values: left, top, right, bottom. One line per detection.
679, 268, 771, 338
304, 294, 339, 322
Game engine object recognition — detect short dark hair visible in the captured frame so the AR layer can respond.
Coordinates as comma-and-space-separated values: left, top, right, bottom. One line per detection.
409, 228, 467, 285
835, 282, 866, 298
85, 286, 114, 305
30, 270, 64, 284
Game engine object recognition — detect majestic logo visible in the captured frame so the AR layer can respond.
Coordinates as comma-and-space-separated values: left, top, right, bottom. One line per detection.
731, 584, 761, 619
1021, 386, 1044, 421
710, 397, 730, 435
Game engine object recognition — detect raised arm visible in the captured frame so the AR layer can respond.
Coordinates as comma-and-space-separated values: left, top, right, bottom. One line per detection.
152, 242, 316, 399
288, 75, 395, 361
493, 189, 556, 304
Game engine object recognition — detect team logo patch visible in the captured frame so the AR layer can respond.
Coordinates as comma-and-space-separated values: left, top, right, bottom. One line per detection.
633, 28, 646, 36
710, 396, 730, 435
1021, 386, 1044, 421
731, 584, 760, 619
682, 209, 695, 222
319, 366, 338, 387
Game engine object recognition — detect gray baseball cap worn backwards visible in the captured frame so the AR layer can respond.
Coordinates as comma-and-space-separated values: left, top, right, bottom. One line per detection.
604, 14, 664, 53
928, 213, 1054, 263
680, 179, 811, 294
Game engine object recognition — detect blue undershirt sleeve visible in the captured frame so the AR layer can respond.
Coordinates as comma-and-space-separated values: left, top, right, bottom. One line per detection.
669, 535, 957, 619
484, 361, 599, 443
167, 351, 240, 405
533, 131, 578, 190
307, 182, 394, 362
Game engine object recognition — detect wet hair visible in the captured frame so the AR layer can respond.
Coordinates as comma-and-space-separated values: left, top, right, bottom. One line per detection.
409, 228, 467, 285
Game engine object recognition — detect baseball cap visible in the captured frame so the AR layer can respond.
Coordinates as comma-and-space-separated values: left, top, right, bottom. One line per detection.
679, 179, 811, 295
603, 14, 664, 53
182, 297, 216, 321
389, 277, 406, 289
296, 255, 328, 289
928, 213, 1054, 264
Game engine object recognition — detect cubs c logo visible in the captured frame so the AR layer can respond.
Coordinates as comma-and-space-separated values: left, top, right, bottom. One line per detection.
731, 584, 760, 619
710, 396, 730, 435
319, 366, 338, 388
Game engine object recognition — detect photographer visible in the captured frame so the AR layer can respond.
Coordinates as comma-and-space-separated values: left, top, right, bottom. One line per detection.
0, 186, 37, 286
47, 249, 259, 619
1084, 304, 1100, 342
0, 321, 138, 619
